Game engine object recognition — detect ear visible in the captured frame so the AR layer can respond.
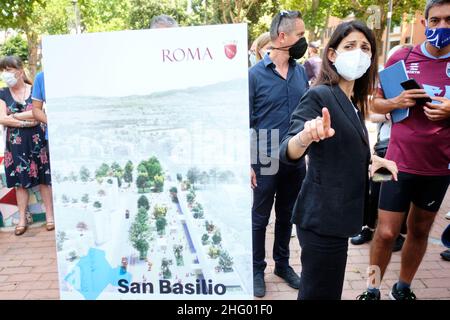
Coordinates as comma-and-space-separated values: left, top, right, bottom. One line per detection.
421, 18, 427, 28
278, 31, 287, 44
327, 48, 337, 64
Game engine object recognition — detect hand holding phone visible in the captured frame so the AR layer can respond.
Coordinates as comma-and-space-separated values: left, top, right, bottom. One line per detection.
372, 167, 393, 183
400, 79, 432, 106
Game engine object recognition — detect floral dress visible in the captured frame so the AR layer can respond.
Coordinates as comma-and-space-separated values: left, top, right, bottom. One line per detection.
0, 87, 51, 188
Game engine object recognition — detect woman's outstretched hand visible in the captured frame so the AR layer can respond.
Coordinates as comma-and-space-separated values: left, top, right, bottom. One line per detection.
298, 107, 335, 146
370, 154, 398, 181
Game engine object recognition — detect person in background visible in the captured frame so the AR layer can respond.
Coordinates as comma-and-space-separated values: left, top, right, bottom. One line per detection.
255, 32, 272, 62
359, 0, 450, 300
0, 56, 53, 235
249, 10, 309, 298
303, 41, 322, 84
30, 71, 54, 232
249, 38, 258, 67
351, 44, 414, 250
149, 14, 179, 29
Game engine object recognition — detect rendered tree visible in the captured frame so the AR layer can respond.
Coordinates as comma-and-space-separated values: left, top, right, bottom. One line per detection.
156, 217, 167, 236
93, 201, 102, 209
192, 202, 204, 219
212, 231, 222, 246
153, 204, 168, 220
79, 166, 90, 182
81, 194, 89, 204
161, 258, 173, 279
129, 207, 151, 260
173, 244, 184, 266
153, 174, 164, 193
123, 160, 133, 183
218, 250, 234, 272
95, 163, 110, 178
137, 195, 150, 211
201, 233, 210, 245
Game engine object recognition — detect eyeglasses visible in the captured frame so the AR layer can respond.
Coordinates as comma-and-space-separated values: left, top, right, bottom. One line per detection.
276, 10, 302, 35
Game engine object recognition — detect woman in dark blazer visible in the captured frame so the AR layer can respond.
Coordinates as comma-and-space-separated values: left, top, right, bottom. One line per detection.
279, 21, 398, 300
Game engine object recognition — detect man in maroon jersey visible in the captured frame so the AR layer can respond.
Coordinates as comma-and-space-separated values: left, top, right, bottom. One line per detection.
359, 0, 450, 300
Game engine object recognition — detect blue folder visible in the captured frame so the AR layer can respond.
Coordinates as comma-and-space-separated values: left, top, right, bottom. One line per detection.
379, 60, 409, 123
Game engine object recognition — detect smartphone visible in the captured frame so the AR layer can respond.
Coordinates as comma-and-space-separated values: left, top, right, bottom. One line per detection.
372, 167, 393, 183
400, 79, 432, 106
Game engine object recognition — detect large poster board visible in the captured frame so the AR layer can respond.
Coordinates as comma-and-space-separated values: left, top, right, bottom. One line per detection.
42, 24, 252, 299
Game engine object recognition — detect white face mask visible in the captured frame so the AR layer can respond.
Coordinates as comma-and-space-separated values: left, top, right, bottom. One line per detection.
333, 48, 371, 81
1, 71, 18, 87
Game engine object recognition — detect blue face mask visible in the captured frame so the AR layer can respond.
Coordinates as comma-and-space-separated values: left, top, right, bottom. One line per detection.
425, 26, 450, 49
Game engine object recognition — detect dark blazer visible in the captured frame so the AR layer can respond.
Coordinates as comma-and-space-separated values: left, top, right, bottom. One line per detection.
279, 84, 371, 238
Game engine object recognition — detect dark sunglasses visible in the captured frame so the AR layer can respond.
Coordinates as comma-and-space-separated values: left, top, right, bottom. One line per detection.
276, 10, 302, 35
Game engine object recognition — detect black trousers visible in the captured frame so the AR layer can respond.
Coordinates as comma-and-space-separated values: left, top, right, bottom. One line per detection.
252, 161, 305, 274
297, 227, 349, 300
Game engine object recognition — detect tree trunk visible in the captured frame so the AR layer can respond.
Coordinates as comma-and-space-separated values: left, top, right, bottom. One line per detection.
25, 30, 39, 81
374, 15, 387, 62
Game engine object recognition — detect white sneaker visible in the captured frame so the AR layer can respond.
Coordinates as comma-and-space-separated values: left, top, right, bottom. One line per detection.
445, 211, 450, 220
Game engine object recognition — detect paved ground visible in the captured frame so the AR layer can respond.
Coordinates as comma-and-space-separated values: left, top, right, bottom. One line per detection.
0, 189, 449, 300
261, 188, 450, 300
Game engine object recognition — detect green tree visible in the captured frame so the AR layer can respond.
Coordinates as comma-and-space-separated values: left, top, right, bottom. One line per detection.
62, 194, 70, 204
329, 0, 426, 57
111, 162, 123, 177
169, 186, 178, 203
78, 0, 131, 33
187, 167, 200, 186
145, 156, 163, 180
208, 245, 221, 259
129, 207, 151, 260
161, 258, 172, 279
0, 0, 73, 77
0, 35, 28, 62
56, 231, 68, 251
192, 202, 204, 219
156, 217, 167, 235
93, 201, 102, 209
169, 186, 178, 194
281, 0, 425, 56
79, 166, 90, 183
280, 0, 334, 41
137, 195, 150, 211
205, 220, 215, 233
129, 0, 190, 29
153, 174, 164, 193
201, 233, 209, 245
186, 190, 196, 206
153, 204, 168, 220
176, 173, 182, 182
136, 172, 149, 192
212, 231, 222, 245
69, 171, 78, 182
218, 250, 234, 272
173, 244, 184, 266
95, 163, 110, 178
81, 193, 89, 204
123, 160, 133, 183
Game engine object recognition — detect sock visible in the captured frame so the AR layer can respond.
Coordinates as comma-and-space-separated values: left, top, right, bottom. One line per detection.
396, 280, 411, 291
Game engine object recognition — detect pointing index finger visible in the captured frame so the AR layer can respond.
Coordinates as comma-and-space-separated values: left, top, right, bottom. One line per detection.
322, 107, 331, 131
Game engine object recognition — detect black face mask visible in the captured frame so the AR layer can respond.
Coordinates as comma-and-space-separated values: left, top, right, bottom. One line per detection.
276, 37, 308, 60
